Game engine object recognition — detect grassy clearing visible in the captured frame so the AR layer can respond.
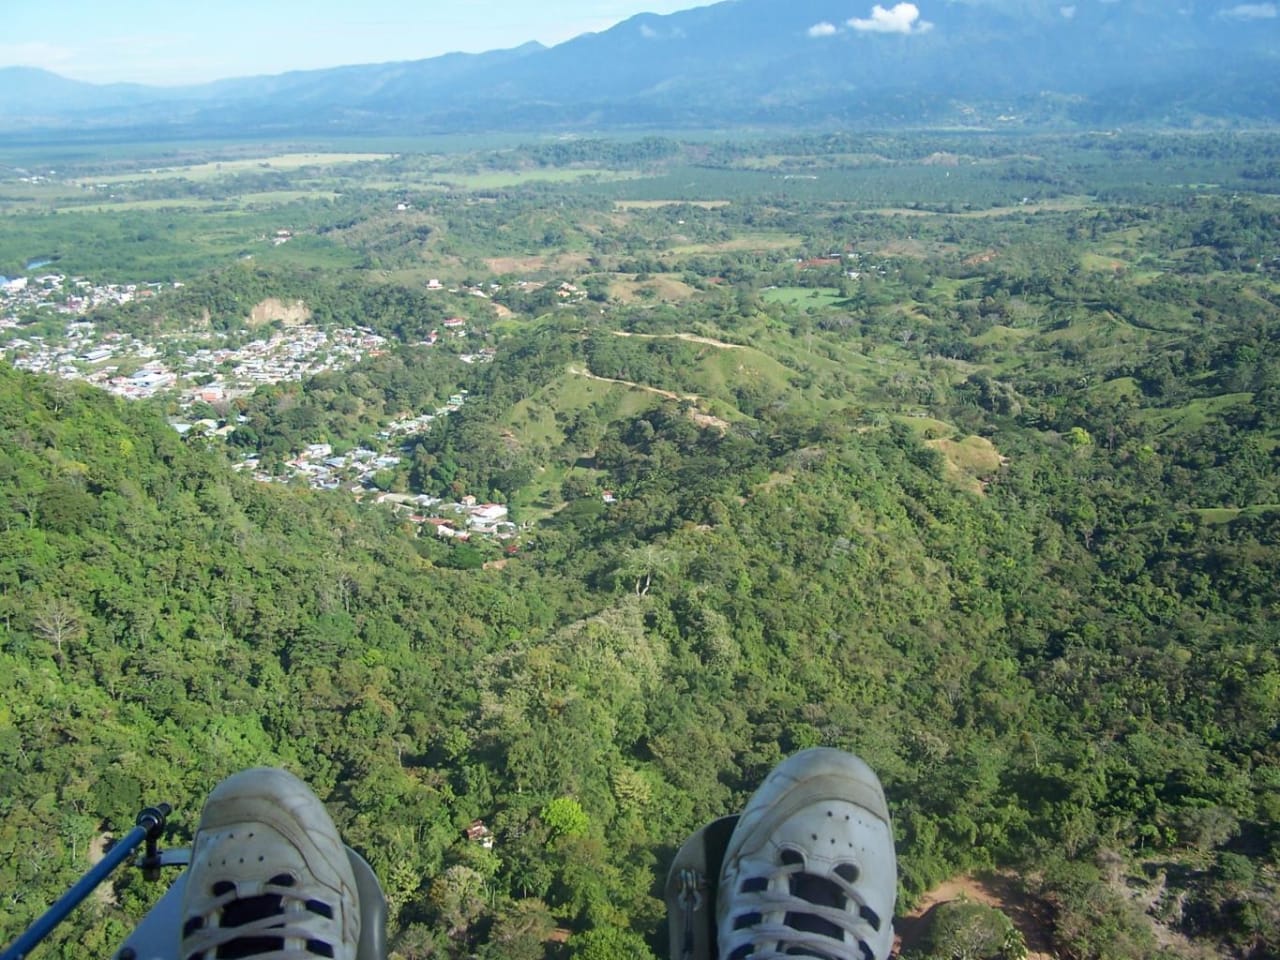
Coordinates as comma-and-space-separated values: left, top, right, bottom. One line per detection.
484, 253, 592, 276
667, 233, 801, 255
437, 169, 633, 190
1091, 377, 1144, 402
609, 275, 698, 303
971, 324, 1035, 348
761, 287, 847, 309
930, 436, 1004, 473
613, 200, 731, 209
1140, 393, 1254, 434
49, 190, 342, 214
696, 343, 793, 396
894, 416, 956, 439
27, 198, 228, 213
1196, 504, 1280, 525
510, 366, 662, 449
1196, 508, 1242, 525
927, 435, 1006, 495
80, 153, 394, 184
866, 198, 1093, 218
1081, 252, 1131, 272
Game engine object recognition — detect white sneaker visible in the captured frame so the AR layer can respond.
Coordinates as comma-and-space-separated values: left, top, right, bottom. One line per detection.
716, 749, 896, 960
181, 768, 360, 960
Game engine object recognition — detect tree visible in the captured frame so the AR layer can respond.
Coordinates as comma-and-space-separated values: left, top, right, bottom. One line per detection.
31, 596, 85, 668
913, 900, 1026, 960
541, 797, 590, 842
615, 544, 680, 597
477, 898, 557, 960
570, 924, 656, 960
427, 864, 488, 940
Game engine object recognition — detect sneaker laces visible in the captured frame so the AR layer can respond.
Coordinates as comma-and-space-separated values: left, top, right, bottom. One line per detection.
726, 854, 880, 960
183, 873, 341, 960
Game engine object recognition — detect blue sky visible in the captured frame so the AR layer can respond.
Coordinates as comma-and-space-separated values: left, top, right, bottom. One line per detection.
0, 0, 701, 86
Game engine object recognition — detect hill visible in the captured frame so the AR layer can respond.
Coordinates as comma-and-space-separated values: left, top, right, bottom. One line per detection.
2, 133, 1279, 959
2, 0, 1279, 137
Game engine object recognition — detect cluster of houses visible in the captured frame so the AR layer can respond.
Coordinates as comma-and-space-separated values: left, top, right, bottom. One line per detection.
2, 274, 390, 405
226, 392, 521, 543
1, 272, 167, 325
794, 250, 869, 280
394, 495, 516, 541
4, 269, 525, 546
215, 325, 387, 388
233, 442, 403, 491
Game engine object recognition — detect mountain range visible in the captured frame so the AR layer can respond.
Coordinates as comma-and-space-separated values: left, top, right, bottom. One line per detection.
2, 0, 1279, 137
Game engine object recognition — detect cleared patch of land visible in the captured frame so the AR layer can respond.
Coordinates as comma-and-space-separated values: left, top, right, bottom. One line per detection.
483, 253, 592, 275
613, 331, 744, 350
667, 233, 801, 254
761, 286, 848, 309
928, 435, 1007, 494
248, 298, 311, 327
609, 275, 698, 303
613, 200, 731, 209
80, 153, 393, 184
45, 190, 341, 214
868, 197, 1093, 218
896, 874, 1055, 960
436, 169, 634, 190
894, 416, 956, 439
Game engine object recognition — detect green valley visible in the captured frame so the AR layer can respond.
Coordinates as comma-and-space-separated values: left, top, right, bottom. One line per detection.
1, 131, 1278, 960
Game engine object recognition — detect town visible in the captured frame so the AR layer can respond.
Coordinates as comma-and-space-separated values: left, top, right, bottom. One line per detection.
0, 272, 520, 543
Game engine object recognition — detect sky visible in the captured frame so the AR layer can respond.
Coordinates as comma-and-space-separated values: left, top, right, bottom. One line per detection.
0, 0, 702, 86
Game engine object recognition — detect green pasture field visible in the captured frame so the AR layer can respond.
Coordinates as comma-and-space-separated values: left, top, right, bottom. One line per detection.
1139, 393, 1255, 435
435, 168, 637, 190
511, 368, 661, 449
0, 205, 360, 279
893, 415, 958, 439
0, 135, 537, 172
761, 287, 848, 309
614, 199, 732, 209
666, 233, 802, 255
80, 153, 395, 184
1195, 504, 1280, 525
866, 197, 1094, 218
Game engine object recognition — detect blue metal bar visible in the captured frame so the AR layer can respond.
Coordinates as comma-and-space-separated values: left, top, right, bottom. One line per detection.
2, 806, 168, 960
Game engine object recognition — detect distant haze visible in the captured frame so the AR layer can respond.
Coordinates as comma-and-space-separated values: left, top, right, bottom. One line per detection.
2, 0, 1277, 134
0, 0, 702, 85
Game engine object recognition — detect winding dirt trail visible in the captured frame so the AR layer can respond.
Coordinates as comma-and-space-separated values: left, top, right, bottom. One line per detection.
612, 330, 745, 350
566, 366, 730, 432
568, 365, 692, 401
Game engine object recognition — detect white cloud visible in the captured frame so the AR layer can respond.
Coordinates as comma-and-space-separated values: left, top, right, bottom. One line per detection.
1059, 5, 1077, 18
638, 21, 685, 39
1218, 3, 1278, 19
848, 3, 934, 34
808, 21, 839, 36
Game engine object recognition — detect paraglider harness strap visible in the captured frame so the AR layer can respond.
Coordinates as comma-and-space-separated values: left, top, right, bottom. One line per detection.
676, 867, 707, 960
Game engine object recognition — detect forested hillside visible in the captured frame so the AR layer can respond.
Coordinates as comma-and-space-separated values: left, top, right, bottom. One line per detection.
1, 132, 1278, 959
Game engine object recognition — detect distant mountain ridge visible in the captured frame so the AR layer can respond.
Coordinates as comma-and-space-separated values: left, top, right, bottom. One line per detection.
2, 0, 1278, 136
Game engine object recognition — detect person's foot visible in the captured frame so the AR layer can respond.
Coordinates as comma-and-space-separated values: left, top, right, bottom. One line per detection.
717, 748, 896, 960
181, 768, 360, 960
